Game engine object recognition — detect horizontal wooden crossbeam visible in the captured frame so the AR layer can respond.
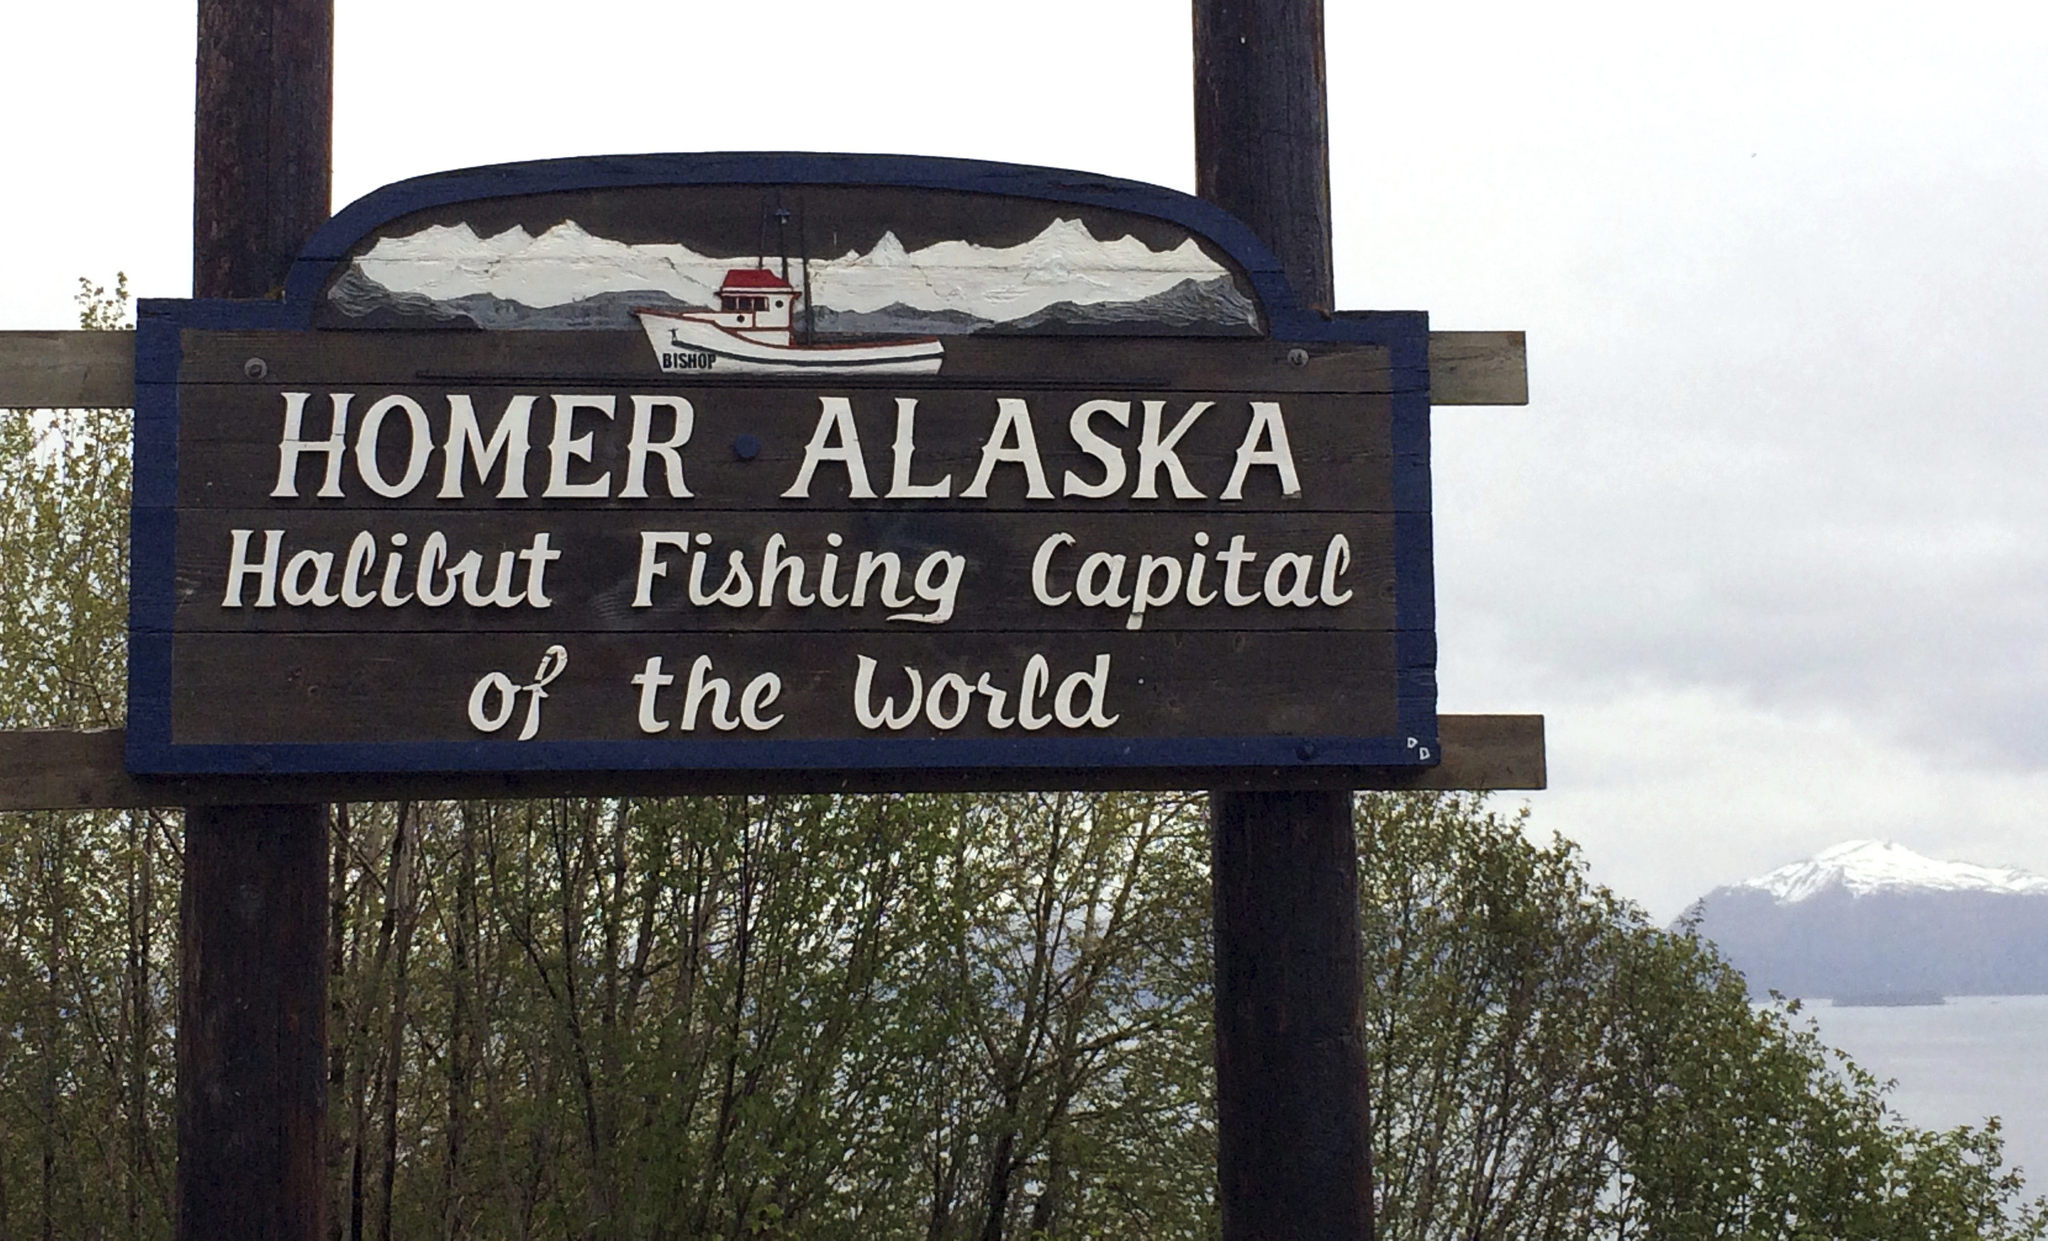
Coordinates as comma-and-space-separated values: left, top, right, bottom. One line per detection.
0, 715, 1543, 810
3, 329, 1528, 408
0, 331, 136, 408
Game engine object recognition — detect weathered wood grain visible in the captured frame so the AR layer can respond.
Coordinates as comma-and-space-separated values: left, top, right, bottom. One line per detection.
186, 2, 334, 1237
0, 331, 135, 408
180, 331, 1405, 393
0, 713, 1543, 808
1425, 329, 1528, 405
0, 330, 1524, 407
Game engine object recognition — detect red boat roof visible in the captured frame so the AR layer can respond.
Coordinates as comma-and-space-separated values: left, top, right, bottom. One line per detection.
720, 268, 795, 291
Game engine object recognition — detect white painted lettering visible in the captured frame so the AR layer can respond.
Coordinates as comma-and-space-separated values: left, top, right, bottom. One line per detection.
853, 656, 923, 729
887, 397, 952, 498
545, 395, 615, 498
962, 398, 1053, 499
1031, 533, 1075, 606
632, 655, 675, 733
1126, 555, 1183, 630
783, 396, 875, 498
891, 551, 965, 624
280, 549, 338, 607
1263, 552, 1318, 607
634, 531, 692, 608
1133, 399, 1209, 499
340, 531, 378, 608
1054, 655, 1120, 728
1222, 401, 1302, 499
621, 395, 694, 498
355, 395, 433, 498
1017, 655, 1053, 730
680, 654, 740, 731
758, 533, 816, 607
1074, 553, 1130, 608
440, 394, 534, 499
1320, 533, 1355, 606
738, 673, 785, 730
271, 392, 351, 498
1063, 399, 1130, 498
222, 529, 282, 608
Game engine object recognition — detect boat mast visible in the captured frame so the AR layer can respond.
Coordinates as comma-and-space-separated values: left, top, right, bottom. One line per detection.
799, 197, 815, 345
772, 194, 791, 282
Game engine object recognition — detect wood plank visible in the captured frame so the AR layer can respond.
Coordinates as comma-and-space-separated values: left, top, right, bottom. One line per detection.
0, 714, 1542, 808
179, 330, 1406, 394
1391, 712, 1546, 790
0, 330, 135, 408
1426, 330, 1528, 405
0, 330, 1526, 407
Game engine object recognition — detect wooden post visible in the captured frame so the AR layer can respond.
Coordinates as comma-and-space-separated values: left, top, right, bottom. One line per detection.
1195, 2, 1375, 1237
178, 804, 330, 1240
194, 0, 334, 300
180, 2, 332, 1239
1211, 792, 1373, 1237
1195, 0, 1334, 311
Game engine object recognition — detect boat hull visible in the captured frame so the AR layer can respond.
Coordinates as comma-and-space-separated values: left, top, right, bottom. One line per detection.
635, 310, 944, 375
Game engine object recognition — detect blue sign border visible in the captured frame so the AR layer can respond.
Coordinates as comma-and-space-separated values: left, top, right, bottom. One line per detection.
129, 152, 1435, 777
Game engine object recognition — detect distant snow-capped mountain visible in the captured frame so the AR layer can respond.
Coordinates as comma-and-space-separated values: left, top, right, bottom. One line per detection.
330, 217, 1257, 334
1684, 841, 2048, 1002
1736, 839, 2048, 904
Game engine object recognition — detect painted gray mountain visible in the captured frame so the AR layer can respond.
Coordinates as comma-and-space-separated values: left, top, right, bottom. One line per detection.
1681, 840, 2048, 1002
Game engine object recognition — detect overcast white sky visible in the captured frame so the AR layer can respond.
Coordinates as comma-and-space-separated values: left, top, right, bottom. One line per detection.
5, 1, 2045, 919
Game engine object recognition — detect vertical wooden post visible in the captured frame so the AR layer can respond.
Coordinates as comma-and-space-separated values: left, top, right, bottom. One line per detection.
178, 805, 330, 1240
180, 3, 333, 1239
193, 0, 334, 300
1195, 0, 1335, 310
1195, 2, 1375, 1238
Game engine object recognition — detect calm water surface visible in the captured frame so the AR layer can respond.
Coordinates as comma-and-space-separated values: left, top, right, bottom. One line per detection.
1805, 995, 2048, 1193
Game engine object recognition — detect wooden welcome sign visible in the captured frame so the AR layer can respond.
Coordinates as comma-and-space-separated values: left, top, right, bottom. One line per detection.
128, 154, 1435, 781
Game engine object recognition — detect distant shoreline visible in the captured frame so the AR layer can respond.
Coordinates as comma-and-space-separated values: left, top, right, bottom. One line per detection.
1829, 991, 1947, 1008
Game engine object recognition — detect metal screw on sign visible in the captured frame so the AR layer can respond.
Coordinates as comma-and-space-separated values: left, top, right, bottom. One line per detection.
243, 357, 268, 379
468, 645, 569, 741
1286, 347, 1309, 367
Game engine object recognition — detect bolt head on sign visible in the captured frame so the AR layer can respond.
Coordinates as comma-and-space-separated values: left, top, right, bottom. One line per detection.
127, 154, 1437, 784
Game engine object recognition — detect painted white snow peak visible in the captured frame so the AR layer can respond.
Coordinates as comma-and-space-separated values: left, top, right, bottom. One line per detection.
806, 219, 1232, 319
1739, 839, 2048, 904
353, 221, 728, 309
348, 216, 1235, 322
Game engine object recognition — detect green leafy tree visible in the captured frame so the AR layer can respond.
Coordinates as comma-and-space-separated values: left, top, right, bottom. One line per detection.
1357, 791, 2048, 1240
0, 274, 130, 729
0, 277, 178, 1241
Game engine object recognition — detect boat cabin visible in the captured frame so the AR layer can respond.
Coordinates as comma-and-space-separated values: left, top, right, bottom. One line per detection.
717, 267, 800, 341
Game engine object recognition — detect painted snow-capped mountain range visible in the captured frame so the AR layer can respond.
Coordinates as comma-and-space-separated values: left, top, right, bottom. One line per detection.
327, 218, 1261, 335
1682, 840, 2048, 1002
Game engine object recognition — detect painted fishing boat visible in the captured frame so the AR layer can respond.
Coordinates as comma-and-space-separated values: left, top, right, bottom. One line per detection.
635, 268, 943, 375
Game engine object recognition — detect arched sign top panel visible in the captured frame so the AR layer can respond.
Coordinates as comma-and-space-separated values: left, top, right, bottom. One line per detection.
131, 154, 1436, 783
285, 153, 1307, 330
